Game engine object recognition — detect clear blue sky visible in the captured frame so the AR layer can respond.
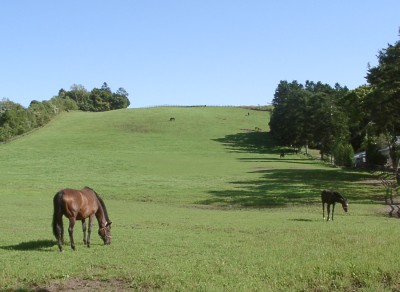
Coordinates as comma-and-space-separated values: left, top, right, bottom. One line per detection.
1, 1, 399, 108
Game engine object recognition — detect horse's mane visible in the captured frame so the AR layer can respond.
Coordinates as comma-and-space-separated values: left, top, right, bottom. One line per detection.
333, 191, 347, 205
334, 191, 347, 202
85, 186, 111, 223
321, 190, 347, 203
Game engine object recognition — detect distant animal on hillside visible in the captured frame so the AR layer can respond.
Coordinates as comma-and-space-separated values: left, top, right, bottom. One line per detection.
280, 152, 285, 158
52, 187, 112, 252
321, 190, 348, 221
169, 117, 175, 121
255, 127, 261, 131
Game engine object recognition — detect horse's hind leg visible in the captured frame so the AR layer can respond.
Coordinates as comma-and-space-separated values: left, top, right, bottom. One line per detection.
56, 221, 64, 252
82, 219, 87, 245
68, 218, 76, 250
322, 202, 325, 220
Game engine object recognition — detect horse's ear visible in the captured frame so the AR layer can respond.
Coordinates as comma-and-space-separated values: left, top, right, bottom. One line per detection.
107, 222, 112, 227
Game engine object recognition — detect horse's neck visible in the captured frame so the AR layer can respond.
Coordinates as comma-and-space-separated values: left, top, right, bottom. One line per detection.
95, 205, 107, 227
336, 196, 345, 204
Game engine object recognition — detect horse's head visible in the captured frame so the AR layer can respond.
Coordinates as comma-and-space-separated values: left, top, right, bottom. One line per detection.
342, 200, 348, 212
98, 222, 112, 245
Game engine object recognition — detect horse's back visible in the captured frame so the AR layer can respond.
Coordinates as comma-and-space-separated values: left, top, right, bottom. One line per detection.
321, 189, 334, 203
321, 189, 344, 204
60, 188, 98, 220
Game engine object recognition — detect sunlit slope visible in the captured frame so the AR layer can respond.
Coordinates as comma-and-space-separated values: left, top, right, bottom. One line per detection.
0, 107, 271, 203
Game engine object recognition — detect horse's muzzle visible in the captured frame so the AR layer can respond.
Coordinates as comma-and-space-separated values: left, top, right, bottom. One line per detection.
104, 236, 112, 245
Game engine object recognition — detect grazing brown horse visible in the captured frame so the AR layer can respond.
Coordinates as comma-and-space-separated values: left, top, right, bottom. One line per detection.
321, 190, 348, 221
52, 187, 112, 252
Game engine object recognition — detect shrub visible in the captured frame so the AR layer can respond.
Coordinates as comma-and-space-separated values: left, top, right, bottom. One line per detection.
334, 143, 355, 167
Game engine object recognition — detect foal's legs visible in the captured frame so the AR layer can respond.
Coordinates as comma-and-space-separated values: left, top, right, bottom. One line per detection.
322, 202, 325, 220
326, 204, 331, 221
82, 219, 87, 245
68, 218, 76, 250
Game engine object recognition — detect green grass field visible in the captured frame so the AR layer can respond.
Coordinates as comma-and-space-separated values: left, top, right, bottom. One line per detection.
0, 107, 397, 291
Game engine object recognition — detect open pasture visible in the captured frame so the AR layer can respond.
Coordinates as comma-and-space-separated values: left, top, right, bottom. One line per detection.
0, 107, 397, 291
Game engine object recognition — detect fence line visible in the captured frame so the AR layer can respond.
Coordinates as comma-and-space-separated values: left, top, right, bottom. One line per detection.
132, 104, 271, 110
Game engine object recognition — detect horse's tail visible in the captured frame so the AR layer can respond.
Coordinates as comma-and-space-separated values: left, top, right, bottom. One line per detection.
52, 191, 64, 242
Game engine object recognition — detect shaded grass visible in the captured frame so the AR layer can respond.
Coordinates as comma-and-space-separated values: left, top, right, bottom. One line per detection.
204, 130, 379, 208
212, 131, 275, 153
202, 168, 378, 207
0, 240, 55, 252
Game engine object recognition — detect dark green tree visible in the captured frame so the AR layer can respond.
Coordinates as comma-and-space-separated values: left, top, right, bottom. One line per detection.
111, 87, 130, 109
366, 38, 400, 180
0, 100, 34, 139
338, 85, 371, 152
64, 84, 90, 108
270, 80, 350, 161
269, 80, 308, 148
90, 86, 112, 112
59, 83, 130, 112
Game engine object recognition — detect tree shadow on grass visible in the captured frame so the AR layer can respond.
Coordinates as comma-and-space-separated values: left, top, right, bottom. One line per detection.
0, 239, 55, 252
200, 168, 380, 208
212, 131, 279, 154
205, 131, 381, 208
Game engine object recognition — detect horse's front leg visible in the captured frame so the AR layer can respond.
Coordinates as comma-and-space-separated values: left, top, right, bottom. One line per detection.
322, 202, 325, 220
82, 219, 87, 245
68, 218, 76, 250
332, 203, 336, 221
86, 214, 94, 248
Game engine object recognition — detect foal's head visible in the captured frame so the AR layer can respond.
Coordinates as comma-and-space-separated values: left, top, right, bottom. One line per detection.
341, 199, 348, 213
98, 222, 112, 245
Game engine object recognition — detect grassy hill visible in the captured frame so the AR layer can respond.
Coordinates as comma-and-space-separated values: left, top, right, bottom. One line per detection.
0, 106, 375, 206
0, 107, 274, 204
0, 107, 396, 291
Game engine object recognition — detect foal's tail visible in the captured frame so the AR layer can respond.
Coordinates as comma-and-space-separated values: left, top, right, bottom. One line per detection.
52, 191, 64, 242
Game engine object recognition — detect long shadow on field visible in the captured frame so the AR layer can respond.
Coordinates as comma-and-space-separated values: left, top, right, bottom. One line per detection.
0, 239, 55, 252
212, 131, 277, 154
205, 131, 379, 208
201, 168, 378, 208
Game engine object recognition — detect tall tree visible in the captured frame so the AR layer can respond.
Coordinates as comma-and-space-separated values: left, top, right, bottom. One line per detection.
270, 80, 350, 160
338, 85, 371, 152
269, 80, 307, 148
366, 38, 400, 179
